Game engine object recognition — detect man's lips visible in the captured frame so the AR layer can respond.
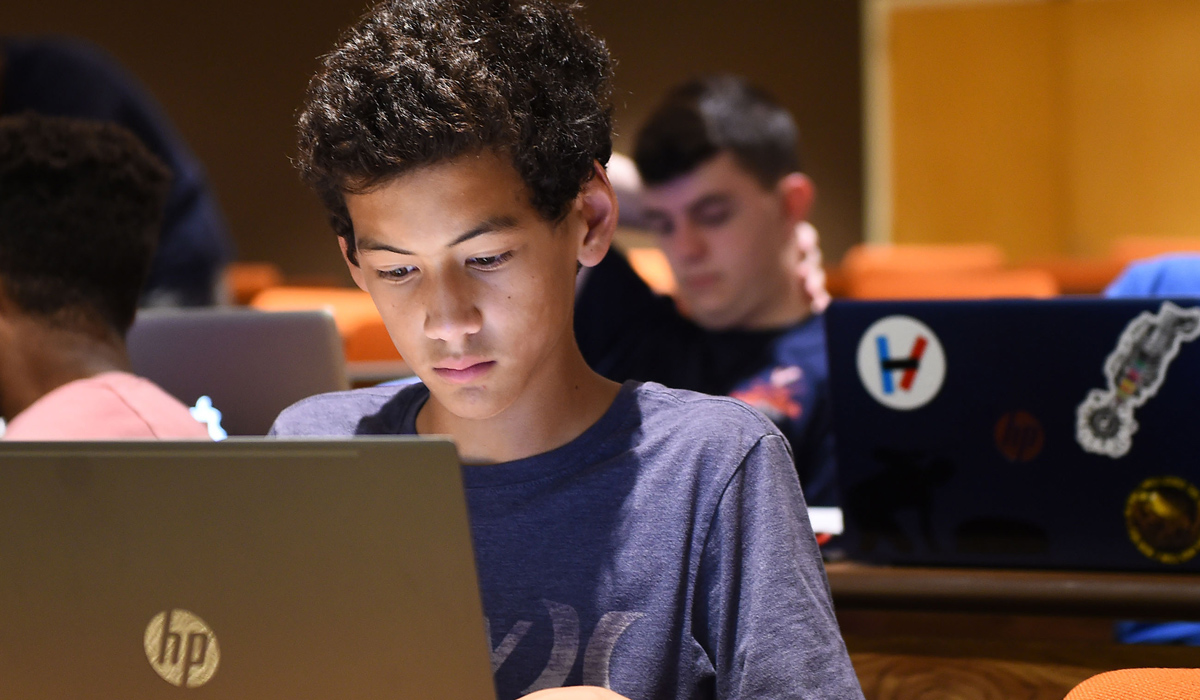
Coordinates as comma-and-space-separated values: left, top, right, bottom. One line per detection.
681, 272, 720, 292
432, 359, 496, 384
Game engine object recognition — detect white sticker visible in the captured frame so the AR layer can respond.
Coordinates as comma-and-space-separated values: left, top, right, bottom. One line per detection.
1076, 301, 1200, 458
856, 315, 947, 410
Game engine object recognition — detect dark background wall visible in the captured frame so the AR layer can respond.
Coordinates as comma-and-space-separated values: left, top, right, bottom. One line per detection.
2, 0, 862, 284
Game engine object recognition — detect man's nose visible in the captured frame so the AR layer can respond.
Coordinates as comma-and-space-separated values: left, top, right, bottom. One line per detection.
667, 223, 707, 262
422, 271, 483, 342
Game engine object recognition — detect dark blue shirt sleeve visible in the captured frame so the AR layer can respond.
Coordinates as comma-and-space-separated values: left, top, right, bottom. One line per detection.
574, 247, 690, 379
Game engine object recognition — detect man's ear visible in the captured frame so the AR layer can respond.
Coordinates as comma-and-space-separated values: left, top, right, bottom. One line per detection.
338, 236, 369, 292
575, 160, 619, 268
777, 173, 816, 227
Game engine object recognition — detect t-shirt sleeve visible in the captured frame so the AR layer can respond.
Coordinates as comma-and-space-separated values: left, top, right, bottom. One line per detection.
694, 434, 863, 700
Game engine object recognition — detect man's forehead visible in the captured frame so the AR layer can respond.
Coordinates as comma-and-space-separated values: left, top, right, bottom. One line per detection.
641, 152, 766, 209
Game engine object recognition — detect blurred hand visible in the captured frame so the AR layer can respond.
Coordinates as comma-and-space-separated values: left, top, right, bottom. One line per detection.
797, 221, 831, 313
524, 687, 632, 700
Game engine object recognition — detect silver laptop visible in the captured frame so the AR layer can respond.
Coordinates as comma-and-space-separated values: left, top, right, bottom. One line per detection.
127, 308, 350, 436
0, 439, 496, 699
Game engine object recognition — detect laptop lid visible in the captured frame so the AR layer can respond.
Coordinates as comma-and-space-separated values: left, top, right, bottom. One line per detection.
126, 308, 350, 436
0, 439, 496, 699
827, 298, 1200, 572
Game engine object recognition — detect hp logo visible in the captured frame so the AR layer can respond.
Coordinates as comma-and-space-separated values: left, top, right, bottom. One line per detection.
143, 609, 221, 688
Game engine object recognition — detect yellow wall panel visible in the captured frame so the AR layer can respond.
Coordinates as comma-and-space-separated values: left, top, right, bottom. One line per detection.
1066, 0, 1200, 255
890, 2, 1065, 262
887, 0, 1200, 262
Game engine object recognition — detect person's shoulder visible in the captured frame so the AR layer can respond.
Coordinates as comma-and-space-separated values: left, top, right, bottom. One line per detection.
771, 312, 830, 372
630, 381, 785, 448
270, 383, 423, 437
780, 312, 828, 349
616, 383, 795, 500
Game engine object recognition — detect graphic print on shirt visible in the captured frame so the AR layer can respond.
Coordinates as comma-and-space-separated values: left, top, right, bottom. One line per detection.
730, 365, 805, 423
486, 600, 644, 694
856, 315, 946, 410
1076, 301, 1200, 458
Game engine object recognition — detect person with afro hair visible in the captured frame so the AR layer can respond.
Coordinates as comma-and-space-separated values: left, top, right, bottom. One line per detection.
0, 112, 211, 440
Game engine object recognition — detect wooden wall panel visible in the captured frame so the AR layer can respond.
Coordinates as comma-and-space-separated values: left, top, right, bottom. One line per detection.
887, 0, 1200, 262
889, 2, 1065, 262
1066, 0, 1200, 256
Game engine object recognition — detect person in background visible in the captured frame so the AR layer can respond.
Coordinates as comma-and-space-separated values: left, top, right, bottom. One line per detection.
270, 1, 862, 697
0, 36, 233, 306
576, 75, 839, 507
0, 113, 211, 440
1105, 254, 1200, 299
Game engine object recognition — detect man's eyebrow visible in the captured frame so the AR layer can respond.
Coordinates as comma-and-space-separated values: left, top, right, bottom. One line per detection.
448, 215, 519, 247
355, 215, 520, 255
357, 237, 414, 255
686, 192, 732, 216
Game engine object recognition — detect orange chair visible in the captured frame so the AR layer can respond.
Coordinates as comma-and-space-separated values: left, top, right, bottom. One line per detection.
250, 286, 401, 363
840, 243, 1006, 278
625, 247, 677, 296
1025, 257, 1128, 295
223, 261, 284, 306
1065, 668, 1200, 699
848, 268, 1059, 300
1113, 236, 1200, 265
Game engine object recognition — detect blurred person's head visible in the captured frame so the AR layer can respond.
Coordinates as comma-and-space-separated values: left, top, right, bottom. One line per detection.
0, 111, 169, 418
634, 74, 816, 330
295, 0, 619, 431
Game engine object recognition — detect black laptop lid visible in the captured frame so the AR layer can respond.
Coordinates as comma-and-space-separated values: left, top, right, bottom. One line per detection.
827, 298, 1200, 571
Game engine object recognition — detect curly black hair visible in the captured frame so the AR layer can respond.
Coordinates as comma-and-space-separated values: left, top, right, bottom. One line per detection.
297, 0, 614, 263
0, 112, 170, 334
634, 74, 802, 188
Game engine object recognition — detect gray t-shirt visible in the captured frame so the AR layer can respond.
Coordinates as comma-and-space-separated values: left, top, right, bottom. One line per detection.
271, 381, 863, 700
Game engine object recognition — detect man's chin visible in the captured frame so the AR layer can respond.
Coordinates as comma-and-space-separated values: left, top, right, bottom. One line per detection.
426, 381, 512, 422
684, 301, 742, 331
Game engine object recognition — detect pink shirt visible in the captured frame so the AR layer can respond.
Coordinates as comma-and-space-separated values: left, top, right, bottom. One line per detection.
3, 371, 211, 440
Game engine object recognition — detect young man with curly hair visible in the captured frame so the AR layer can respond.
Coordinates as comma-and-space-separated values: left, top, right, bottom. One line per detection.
271, 2, 862, 699
576, 76, 839, 508
0, 112, 210, 439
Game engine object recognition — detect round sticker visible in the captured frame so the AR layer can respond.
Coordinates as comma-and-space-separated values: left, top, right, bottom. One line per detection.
856, 315, 947, 410
1125, 476, 1200, 565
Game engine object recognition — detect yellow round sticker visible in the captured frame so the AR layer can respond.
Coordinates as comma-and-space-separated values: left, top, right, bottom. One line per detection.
1125, 476, 1200, 565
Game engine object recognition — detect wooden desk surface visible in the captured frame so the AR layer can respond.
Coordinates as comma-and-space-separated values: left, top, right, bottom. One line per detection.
825, 561, 1200, 619
825, 563, 1200, 698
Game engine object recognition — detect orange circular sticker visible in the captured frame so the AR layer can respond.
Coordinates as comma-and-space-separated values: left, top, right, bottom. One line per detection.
994, 411, 1045, 463
1125, 476, 1200, 565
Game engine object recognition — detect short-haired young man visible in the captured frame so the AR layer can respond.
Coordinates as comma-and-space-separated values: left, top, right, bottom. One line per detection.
576, 75, 839, 507
271, 2, 862, 699
0, 113, 210, 439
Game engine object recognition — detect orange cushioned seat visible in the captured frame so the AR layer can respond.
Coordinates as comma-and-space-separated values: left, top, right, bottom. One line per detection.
625, 247, 677, 296
841, 242, 1006, 278
1065, 667, 1200, 700
223, 261, 284, 305
250, 286, 400, 363
1025, 257, 1128, 295
848, 268, 1059, 300
1113, 236, 1200, 265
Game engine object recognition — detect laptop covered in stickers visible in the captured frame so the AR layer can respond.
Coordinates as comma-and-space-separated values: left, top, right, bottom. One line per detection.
825, 298, 1200, 572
